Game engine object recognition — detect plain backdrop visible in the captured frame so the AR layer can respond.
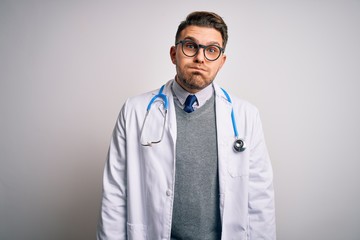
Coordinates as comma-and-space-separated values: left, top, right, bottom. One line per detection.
1, 1, 360, 239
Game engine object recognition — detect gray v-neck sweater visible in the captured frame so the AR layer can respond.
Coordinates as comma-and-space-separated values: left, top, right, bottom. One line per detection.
171, 94, 222, 239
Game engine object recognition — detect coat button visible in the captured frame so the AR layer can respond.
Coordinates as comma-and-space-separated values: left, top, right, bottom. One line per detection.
166, 190, 171, 196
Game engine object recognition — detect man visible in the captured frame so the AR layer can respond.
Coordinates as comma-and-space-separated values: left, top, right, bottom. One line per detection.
97, 11, 276, 240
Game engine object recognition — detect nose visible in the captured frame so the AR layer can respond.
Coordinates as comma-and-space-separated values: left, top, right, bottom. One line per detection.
194, 48, 205, 63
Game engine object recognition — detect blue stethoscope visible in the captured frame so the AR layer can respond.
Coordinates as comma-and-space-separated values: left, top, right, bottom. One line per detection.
140, 85, 246, 152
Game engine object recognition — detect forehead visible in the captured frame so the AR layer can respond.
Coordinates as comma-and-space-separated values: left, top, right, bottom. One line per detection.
179, 26, 223, 45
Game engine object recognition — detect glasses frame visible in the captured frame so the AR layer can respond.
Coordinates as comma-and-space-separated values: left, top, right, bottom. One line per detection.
175, 39, 225, 61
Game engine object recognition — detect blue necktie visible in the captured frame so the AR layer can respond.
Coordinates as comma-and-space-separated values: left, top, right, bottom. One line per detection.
183, 95, 197, 113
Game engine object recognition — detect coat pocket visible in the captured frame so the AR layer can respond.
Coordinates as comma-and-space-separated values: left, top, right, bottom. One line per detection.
127, 223, 147, 240
226, 137, 250, 177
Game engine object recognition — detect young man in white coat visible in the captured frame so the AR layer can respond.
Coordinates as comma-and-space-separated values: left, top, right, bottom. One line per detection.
97, 11, 276, 240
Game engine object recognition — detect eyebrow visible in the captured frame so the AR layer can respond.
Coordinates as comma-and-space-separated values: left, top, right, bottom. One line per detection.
183, 36, 222, 47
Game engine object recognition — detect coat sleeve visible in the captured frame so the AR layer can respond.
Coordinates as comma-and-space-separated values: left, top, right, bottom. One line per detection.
97, 103, 128, 240
248, 110, 276, 239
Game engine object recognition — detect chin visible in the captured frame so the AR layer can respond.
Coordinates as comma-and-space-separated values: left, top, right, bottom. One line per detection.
188, 78, 212, 90
177, 72, 213, 91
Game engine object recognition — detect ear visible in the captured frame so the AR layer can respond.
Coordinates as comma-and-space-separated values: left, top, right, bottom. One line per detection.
218, 54, 227, 70
170, 46, 177, 64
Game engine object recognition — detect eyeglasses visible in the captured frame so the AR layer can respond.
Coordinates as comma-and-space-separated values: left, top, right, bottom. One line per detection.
175, 39, 224, 61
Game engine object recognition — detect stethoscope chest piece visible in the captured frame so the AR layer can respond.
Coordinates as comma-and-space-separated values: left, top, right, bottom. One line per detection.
233, 138, 246, 152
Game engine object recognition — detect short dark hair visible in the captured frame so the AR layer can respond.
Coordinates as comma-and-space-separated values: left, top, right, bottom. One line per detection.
175, 11, 228, 50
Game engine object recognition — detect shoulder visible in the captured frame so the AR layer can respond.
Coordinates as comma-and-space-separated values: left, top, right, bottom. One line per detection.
121, 79, 174, 114
231, 94, 259, 115
213, 83, 259, 115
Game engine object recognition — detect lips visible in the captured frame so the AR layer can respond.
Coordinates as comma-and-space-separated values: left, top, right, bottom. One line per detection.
189, 66, 206, 71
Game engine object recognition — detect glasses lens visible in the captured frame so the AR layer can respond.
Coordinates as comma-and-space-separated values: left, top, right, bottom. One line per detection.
182, 41, 198, 57
204, 45, 221, 61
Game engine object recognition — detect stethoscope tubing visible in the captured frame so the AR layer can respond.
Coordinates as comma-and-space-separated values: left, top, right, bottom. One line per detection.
146, 85, 168, 111
220, 88, 239, 139
142, 84, 245, 152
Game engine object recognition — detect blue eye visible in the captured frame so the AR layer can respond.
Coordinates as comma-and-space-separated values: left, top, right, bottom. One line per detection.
206, 46, 219, 54
184, 42, 197, 49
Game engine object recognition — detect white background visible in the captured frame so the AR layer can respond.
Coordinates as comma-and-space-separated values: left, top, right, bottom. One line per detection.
1, 1, 359, 239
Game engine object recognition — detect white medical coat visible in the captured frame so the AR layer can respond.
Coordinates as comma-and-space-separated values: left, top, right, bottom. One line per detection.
97, 79, 276, 240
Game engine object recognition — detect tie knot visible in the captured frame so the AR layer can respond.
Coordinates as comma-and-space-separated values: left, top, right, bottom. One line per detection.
183, 95, 197, 113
